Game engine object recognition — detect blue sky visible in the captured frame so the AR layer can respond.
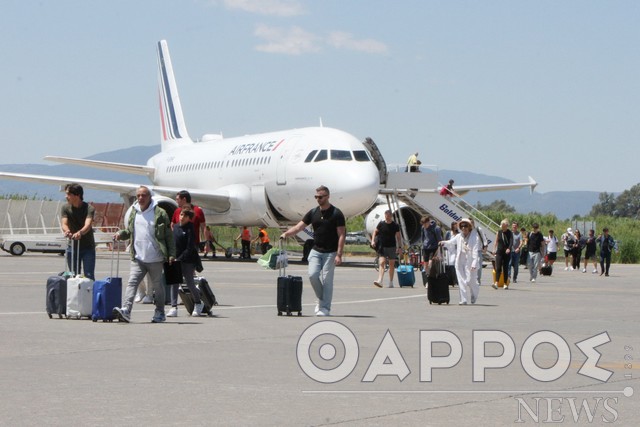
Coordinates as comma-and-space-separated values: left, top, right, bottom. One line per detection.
1, 0, 638, 193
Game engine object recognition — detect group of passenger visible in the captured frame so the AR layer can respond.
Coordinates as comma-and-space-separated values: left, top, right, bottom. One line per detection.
560, 227, 616, 276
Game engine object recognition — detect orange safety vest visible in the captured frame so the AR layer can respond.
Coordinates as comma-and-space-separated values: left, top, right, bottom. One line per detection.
241, 228, 251, 241
259, 228, 270, 243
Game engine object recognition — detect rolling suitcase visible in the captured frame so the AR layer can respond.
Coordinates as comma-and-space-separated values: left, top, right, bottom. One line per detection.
178, 276, 217, 316
276, 242, 302, 316
46, 241, 72, 319
540, 263, 553, 276
46, 274, 69, 319
66, 240, 94, 319
92, 244, 122, 322
396, 262, 416, 287
427, 249, 450, 305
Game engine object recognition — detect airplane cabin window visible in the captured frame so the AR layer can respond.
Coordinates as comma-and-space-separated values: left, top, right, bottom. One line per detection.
353, 150, 370, 161
314, 150, 328, 162
330, 150, 352, 161
304, 150, 318, 163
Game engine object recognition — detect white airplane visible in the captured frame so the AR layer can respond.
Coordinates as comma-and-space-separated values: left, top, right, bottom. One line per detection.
0, 40, 381, 227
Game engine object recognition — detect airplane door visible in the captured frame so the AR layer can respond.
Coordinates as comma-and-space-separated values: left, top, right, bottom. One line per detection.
276, 153, 287, 185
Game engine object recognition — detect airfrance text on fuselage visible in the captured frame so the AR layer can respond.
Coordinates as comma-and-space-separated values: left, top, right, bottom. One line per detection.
229, 140, 281, 156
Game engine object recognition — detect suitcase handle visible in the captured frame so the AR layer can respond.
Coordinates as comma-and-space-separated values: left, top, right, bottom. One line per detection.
278, 238, 286, 277
109, 238, 120, 278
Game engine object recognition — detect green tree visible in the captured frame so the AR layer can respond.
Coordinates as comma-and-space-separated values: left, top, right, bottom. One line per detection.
476, 199, 516, 213
590, 192, 617, 217
614, 184, 640, 219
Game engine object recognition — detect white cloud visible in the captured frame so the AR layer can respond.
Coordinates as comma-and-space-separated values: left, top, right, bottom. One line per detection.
254, 24, 321, 55
222, 0, 305, 17
327, 31, 389, 54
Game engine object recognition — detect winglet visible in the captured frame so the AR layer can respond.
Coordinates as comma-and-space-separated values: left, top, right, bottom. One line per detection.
528, 176, 538, 195
157, 40, 191, 150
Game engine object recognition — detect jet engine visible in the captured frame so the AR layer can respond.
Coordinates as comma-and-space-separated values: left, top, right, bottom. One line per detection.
123, 195, 179, 226
364, 203, 424, 246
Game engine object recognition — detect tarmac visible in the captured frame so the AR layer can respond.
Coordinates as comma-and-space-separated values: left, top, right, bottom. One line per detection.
0, 250, 637, 426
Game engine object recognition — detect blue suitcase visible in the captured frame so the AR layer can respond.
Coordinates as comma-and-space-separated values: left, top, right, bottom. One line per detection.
396, 263, 416, 287
92, 246, 122, 322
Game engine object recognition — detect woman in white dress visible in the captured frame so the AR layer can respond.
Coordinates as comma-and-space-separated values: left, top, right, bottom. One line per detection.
439, 218, 481, 305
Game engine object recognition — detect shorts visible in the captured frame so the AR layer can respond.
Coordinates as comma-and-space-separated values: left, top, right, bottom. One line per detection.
547, 252, 557, 261
585, 250, 596, 260
423, 248, 438, 261
379, 246, 398, 260
564, 249, 572, 258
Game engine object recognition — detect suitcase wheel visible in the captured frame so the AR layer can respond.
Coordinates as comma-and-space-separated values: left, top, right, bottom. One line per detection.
48, 313, 52, 319
286, 311, 292, 316
92, 318, 97, 322
277, 311, 282, 316
429, 301, 433, 305
297, 312, 302, 317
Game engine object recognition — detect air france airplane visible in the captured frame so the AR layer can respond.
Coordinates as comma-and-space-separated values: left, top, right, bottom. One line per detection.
0, 40, 381, 226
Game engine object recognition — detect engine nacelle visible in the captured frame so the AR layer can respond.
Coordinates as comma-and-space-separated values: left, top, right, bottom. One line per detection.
364, 204, 424, 246
123, 195, 179, 226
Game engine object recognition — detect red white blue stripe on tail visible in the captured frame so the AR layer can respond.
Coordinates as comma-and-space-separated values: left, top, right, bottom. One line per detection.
157, 40, 191, 147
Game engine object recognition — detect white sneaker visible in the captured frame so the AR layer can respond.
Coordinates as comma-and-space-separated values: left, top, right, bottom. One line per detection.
531, 278, 536, 283
134, 293, 144, 303
373, 281, 382, 288
592, 269, 598, 274
458, 301, 467, 305
491, 283, 498, 290
504, 284, 509, 290
141, 295, 153, 304
314, 304, 320, 315
192, 302, 204, 317
570, 267, 574, 271
387, 281, 394, 288
564, 267, 569, 271
316, 309, 330, 317
166, 307, 178, 317
582, 268, 586, 273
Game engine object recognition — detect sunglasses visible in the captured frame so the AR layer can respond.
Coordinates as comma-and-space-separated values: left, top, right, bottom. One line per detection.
314, 195, 327, 200
460, 224, 469, 229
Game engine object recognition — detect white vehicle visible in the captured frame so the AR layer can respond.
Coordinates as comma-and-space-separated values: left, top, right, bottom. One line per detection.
345, 231, 369, 245
0, 229, 118, 256
0, 234, 66, 256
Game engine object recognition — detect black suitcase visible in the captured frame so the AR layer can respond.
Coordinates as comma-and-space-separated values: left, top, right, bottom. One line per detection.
46, 274, 68, 319
277, 275, 303, 316
427, 274, 450, 305
178, 276, 218, 316
540, 264, 553, 276
427, 248, 450, 305
276, 241, 302, 316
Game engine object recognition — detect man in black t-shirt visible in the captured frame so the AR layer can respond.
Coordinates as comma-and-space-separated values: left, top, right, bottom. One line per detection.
527, 223, 546, 283
61, 183, 96, 280
371, 210, 402, 288
280, 185, 346, 316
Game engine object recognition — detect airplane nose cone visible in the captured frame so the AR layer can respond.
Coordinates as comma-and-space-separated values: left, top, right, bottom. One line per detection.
323, 162, 379, 217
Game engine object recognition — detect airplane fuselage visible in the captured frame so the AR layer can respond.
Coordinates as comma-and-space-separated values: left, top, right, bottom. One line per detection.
150, 126, 380, 225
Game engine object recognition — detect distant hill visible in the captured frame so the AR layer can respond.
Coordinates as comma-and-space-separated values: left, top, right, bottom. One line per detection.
0, 145, 600, 219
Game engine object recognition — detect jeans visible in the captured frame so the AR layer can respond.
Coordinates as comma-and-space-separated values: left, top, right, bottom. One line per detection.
509, 251, 521, 281
600, 251, 612, 274
66, 245, 96, 280
169, 262, 201, 306
308, 249, 336, 313
528, 252, 541, 280
122, 260, 165, 313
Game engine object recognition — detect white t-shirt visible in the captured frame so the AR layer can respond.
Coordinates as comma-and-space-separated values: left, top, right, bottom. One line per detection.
545, 235, 558, 253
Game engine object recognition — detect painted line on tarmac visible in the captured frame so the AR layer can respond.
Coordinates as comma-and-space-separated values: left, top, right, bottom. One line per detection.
0, 294, 425, 316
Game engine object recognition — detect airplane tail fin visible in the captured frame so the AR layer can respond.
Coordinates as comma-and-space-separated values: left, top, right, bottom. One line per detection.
157, 40, 192, 150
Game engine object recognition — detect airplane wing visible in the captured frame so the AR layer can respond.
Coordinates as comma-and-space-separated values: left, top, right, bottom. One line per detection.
0, 172, 231, 212
44, 156, 155, 179
452, 176, 537, 196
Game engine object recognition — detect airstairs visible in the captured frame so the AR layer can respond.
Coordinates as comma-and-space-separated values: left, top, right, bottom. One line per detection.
379, 169, 500, 250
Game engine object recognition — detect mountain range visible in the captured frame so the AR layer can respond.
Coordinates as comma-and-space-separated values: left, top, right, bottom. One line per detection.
0, 145, 600, 219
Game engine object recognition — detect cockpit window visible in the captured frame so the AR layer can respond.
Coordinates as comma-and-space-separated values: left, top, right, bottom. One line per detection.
304, 150, 318, 163
353, 150, 370, 161
330, 150, 352, 161
314, 150, 328, 162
